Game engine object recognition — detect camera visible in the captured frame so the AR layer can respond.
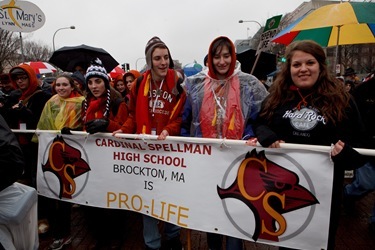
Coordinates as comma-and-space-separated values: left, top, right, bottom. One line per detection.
0, 89, 22, 108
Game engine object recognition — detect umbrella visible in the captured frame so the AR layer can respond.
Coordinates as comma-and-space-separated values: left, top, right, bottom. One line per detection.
109, 65, 124, 79
271, 2, 375, 66
183, 62, 203, 77
272, 2, 375, 46
22, 61, 57, 75
49, 44, 119, 73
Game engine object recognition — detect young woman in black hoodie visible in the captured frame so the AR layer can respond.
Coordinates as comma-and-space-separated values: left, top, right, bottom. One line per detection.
254, 40, 368, 250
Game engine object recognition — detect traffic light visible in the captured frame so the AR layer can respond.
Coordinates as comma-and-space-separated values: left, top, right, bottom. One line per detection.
277, 51, 286, 63
121, 63, 130, 71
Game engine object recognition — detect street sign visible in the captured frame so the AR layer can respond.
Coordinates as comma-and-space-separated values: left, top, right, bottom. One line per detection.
256, 15, 282, 56
335, 64, 341, 74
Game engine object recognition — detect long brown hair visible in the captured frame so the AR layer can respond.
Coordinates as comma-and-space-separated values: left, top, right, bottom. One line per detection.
260, 40, 349, 125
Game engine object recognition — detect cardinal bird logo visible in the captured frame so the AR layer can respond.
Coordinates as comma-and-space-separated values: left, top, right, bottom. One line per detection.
42, 136, 91, 199
217, 149, 319, 242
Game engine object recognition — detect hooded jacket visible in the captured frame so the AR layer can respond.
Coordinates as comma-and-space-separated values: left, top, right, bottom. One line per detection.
123, 70, 141, 81
5, 64, 51, 140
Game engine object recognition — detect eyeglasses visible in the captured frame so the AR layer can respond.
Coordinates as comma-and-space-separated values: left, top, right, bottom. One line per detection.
13, 76, 28, 81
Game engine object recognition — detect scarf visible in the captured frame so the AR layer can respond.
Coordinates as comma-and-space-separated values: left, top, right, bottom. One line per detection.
199, 76, 244, 139
85, 96, 107, 122
135, 69, 177, 134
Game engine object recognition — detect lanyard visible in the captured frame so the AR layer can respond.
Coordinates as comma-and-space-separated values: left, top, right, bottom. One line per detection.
211, 86, 227, 139
150, 79, 164, 117
211, 87, 226, 115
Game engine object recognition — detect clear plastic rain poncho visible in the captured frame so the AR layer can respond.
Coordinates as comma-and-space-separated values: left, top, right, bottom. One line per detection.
36, 94, 85, 131
182, 61, 269, 140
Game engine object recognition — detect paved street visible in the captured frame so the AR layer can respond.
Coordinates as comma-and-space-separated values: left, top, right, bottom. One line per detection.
38, 190, 375, 250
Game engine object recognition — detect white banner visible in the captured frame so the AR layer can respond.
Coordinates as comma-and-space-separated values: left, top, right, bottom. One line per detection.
37, 132, 333, 250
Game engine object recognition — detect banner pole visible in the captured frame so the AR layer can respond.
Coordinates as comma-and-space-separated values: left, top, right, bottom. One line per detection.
250, 52, 261, 74
16, 129, 375, 157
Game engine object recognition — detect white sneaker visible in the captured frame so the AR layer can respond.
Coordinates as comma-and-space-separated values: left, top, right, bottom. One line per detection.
49, 236, 72, 250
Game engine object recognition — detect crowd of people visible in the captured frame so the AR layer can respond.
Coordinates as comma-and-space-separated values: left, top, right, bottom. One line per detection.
0, 37, 374, 250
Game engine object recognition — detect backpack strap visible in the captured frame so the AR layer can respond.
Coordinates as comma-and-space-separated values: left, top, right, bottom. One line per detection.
21, 90, 43, 106
135, 75, 144, 97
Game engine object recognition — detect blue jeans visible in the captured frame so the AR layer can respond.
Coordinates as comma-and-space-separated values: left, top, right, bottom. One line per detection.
344, 161, 375, 223
142, 215, 180, 249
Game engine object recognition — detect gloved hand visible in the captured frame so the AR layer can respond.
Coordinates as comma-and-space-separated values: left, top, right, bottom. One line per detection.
61, 127, 72, 134
85, 119, 109, 134
8, 102, 31, 117
331, 142, 367, 169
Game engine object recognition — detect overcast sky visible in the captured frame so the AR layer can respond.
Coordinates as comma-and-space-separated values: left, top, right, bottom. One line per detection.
25, 0, 307, 70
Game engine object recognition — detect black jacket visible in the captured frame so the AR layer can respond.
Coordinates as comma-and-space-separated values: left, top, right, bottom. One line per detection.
0, 114, 25, 191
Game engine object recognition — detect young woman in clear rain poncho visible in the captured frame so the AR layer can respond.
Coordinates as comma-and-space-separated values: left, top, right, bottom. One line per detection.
181, 36, 268, 142
181, 36, 269, 250
33, 74, 84, 133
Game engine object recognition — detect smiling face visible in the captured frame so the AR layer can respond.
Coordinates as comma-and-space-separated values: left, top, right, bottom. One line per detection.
290, 50, 320, 89
115, 80, 126, 93
55, 76, 74, 99
87, 77, 106, 98
213, 45, 232, 80
151, 48, 169, 81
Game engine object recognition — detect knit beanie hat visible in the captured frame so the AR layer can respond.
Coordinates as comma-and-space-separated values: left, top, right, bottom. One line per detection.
145, 36, 174, 69
9, 67, 27, 76
85, 58, 110, 87
71, 70, 86, 87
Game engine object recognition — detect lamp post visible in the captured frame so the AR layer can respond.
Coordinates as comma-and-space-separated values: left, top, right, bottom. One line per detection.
53, 26, 75, 51
239, 20, 262, 39
238, 20, 262, 29
238, 20, 263, 75
135, 57, 146, 70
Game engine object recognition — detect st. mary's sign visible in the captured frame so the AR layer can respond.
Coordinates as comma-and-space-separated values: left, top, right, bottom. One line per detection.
0, 0, 45, 32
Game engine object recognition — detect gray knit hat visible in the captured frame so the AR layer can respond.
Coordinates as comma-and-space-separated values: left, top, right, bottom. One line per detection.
85, 58, 109, 86
71, 70, 85, 87
145, 36, 174, 69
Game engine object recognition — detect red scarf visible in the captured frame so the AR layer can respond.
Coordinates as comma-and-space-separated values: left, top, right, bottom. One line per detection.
85, 96, 107, 121
135, 69, 177, 134
199, 76, 244, 139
